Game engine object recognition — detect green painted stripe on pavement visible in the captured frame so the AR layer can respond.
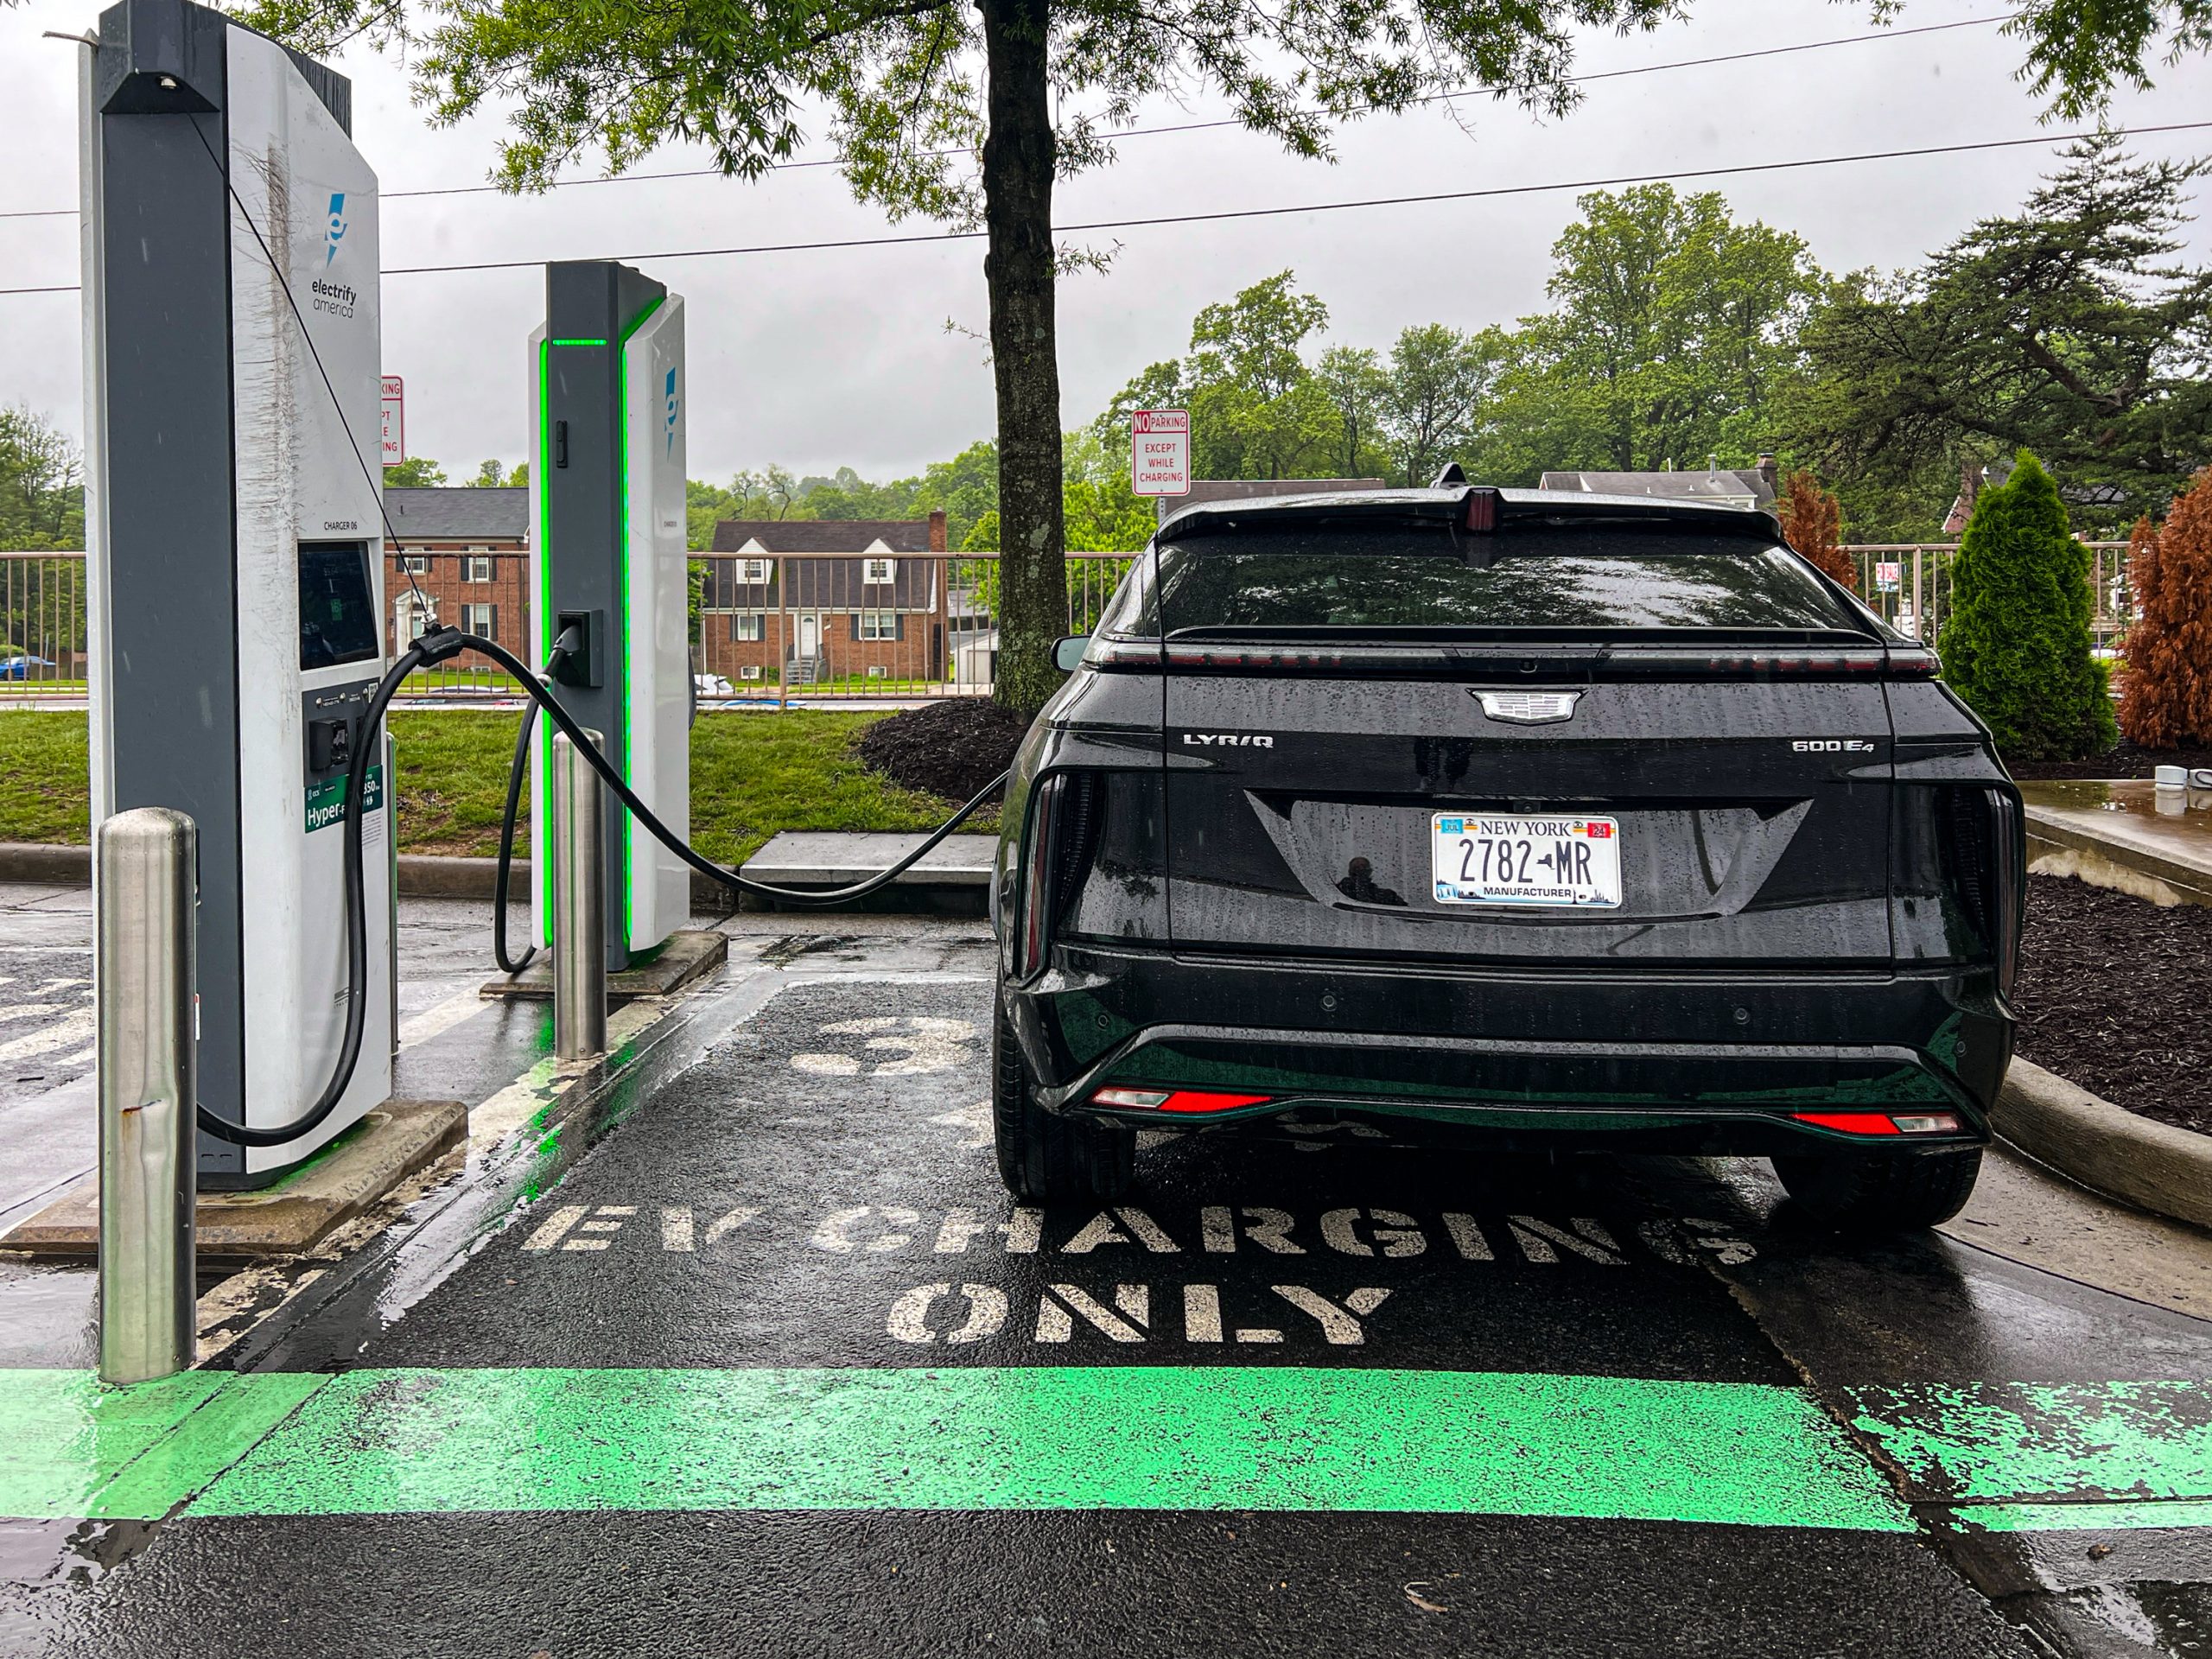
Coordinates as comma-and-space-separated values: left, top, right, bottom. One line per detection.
4, 1366, 1909, 1530
1849, 1381, 2212, 1506
6, 1369, 2209, 1532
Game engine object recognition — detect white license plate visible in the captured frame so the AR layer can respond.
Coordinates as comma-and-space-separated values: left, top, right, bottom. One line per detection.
1432, 813, 1623, 907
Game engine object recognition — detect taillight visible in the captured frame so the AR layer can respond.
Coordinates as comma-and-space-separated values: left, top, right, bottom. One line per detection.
1011, 773, 1103, 980
1014, 777, 1061, 980
1599, 647, 1891, 678
1092, 1088, 1275, 1114
1943, 785, 2023, 994
1792, 1111, 1963, 1136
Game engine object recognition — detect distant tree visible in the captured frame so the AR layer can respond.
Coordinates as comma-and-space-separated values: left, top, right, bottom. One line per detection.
507, 462, 529, 488
1938, 452, 2117, 761
0, 405, 86, 550
466, 459, 512, 486
2119, 469, 2212, 748
1775, 469, 1854, 591
382, 456, 447, 487
1311, 346, 1389, 480
1378, 324, 1495, 486
1100, 272, 1338, 481
1787, 137, 2212, 539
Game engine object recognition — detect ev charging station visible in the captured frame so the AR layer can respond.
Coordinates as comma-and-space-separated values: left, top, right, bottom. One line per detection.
79, 0, 394, 1185
528, 262, 692, 971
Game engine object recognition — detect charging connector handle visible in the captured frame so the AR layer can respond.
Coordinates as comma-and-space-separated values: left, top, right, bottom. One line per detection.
194, 634, 436, 1147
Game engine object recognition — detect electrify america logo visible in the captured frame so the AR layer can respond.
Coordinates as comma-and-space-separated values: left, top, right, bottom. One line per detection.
664, 366, 679, 456
324, 193, 348, 265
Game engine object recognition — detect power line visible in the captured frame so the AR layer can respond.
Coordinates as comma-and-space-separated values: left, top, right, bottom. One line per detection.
0, 10, 2014, 220
5, 116, 2204, 296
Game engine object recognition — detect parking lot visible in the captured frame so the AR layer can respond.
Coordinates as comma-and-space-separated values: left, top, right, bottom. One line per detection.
2, 899, 2207, 1657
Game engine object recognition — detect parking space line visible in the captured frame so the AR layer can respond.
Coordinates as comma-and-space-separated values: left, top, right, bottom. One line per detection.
3, 1364, 1914, 1531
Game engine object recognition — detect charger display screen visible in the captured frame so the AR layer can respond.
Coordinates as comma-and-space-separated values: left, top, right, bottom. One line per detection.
299, 541, 381, 670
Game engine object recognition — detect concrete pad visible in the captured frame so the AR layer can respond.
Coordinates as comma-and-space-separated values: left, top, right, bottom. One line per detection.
0, 1097, 466, 1262
479, 927, 728, 1002
2019, 779, 2212, 906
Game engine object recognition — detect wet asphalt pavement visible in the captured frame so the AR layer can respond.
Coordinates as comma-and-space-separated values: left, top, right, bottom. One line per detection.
2, 917, 2209, 1657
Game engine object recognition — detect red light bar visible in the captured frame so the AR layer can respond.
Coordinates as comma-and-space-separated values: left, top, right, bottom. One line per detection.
1791, 1110, 1965, 1136
1792, 1111, 1901, 1135
1091, 1087, 1274, 1115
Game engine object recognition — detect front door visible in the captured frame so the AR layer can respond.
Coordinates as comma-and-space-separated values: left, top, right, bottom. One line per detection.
798, 613, 819, 662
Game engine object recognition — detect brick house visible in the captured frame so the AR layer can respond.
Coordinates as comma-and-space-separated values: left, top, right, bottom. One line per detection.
702, 512, 950, 686
381, 486, 530, 668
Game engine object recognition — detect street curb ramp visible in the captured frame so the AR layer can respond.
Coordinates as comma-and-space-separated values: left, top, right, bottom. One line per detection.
1998, 1057, 2212, 1233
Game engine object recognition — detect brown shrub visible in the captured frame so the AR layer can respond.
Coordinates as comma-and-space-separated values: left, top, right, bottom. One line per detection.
2118, 468, 2212, 748
1776, 468, 1854, 591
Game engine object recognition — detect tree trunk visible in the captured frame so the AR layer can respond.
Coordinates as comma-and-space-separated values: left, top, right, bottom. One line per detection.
979, 0, 1066, 719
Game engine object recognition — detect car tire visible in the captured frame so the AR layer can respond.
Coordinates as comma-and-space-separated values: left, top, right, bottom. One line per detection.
1769, 1145, 1983, 1234
993, 1001, 1135, 1205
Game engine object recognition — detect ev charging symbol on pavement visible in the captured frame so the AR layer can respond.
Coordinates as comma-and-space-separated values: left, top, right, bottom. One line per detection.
324, 193, 348, 265
791, 1016, 976, 1077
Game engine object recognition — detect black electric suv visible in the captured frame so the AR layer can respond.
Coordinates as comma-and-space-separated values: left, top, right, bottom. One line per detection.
989, 485, 2024, 1232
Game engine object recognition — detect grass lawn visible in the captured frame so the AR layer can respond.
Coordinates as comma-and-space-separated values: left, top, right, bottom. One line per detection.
0, 709, 997, 867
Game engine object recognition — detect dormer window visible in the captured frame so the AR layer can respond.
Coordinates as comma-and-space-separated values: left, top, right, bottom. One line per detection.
863, 556, 894, 586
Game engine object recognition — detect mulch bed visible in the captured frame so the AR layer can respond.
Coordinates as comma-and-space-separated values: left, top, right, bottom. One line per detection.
2014, 873, 2212, 1135
2007, 740, 2212, 781
854, 699, 1027, 806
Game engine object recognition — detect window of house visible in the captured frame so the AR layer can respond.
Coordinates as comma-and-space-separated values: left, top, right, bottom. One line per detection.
866, 664, 888, 678
731, 613, 764, 642
400, 555, 429, 575
739, 665, 764, 682
465, 555, 494, 583
741, 558, 770, 582
858, 610, 898, 640
863, 557, 894, 585
461, 602, 498, 640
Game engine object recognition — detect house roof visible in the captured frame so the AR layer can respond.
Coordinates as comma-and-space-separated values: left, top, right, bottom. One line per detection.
711, 518, 938, 554
1538, 469, 1776, 508
382, 487, 530, 541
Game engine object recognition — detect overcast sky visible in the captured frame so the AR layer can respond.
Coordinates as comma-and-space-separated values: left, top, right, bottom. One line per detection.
3, 0, 2209, 483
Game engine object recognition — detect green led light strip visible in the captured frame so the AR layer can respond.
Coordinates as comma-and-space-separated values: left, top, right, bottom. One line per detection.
548, 337, 607, 346
614, 293, 665, 950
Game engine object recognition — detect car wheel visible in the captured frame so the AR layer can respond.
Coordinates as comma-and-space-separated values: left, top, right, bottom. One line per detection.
993, 999, 1134, 1205
1769, 1145, 1983, 1234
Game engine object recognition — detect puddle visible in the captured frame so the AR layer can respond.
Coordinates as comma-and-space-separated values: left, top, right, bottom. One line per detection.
2018, 780, 2212, 861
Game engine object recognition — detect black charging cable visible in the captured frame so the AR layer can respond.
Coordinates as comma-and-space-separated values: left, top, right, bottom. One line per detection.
197, 625, 1007, 1146
491, 626, 584, 976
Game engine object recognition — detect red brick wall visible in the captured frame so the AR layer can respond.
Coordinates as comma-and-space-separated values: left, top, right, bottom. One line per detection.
387, 544, 530, 669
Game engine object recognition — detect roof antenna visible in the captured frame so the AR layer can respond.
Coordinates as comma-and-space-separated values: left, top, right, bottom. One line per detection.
1431, 461, 1467, 486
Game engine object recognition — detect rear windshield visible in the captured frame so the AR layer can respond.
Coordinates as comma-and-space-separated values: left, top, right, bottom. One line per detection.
1140, 520, 1857, 637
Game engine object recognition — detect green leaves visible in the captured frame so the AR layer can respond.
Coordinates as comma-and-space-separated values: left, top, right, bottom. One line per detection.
1937, 451, 2118, 763
1787, 136, 2212, 540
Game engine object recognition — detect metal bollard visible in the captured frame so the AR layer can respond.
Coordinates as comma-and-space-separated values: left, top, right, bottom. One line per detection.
96, 808, 198, 1386
552, 728, 608, 1060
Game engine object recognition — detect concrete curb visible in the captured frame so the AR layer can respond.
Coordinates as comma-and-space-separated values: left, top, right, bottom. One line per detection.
1997, 1057, 2212, 1233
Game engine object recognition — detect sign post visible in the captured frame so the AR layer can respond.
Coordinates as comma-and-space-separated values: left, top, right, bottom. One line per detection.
380, 374, 404, 464
1131, 410, 1190, 523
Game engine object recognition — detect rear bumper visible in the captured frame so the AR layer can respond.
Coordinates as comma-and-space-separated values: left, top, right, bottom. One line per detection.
1009, 942, 2012, 1154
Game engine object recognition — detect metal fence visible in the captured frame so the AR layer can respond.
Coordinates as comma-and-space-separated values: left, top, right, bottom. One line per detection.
0, 552, 88, 692
1845, 543, 2133, 653
1, 543, 2140, 702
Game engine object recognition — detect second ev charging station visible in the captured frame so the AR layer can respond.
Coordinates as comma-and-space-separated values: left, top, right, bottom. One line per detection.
79, 0, 394, 1185
528, 261, 692, 972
